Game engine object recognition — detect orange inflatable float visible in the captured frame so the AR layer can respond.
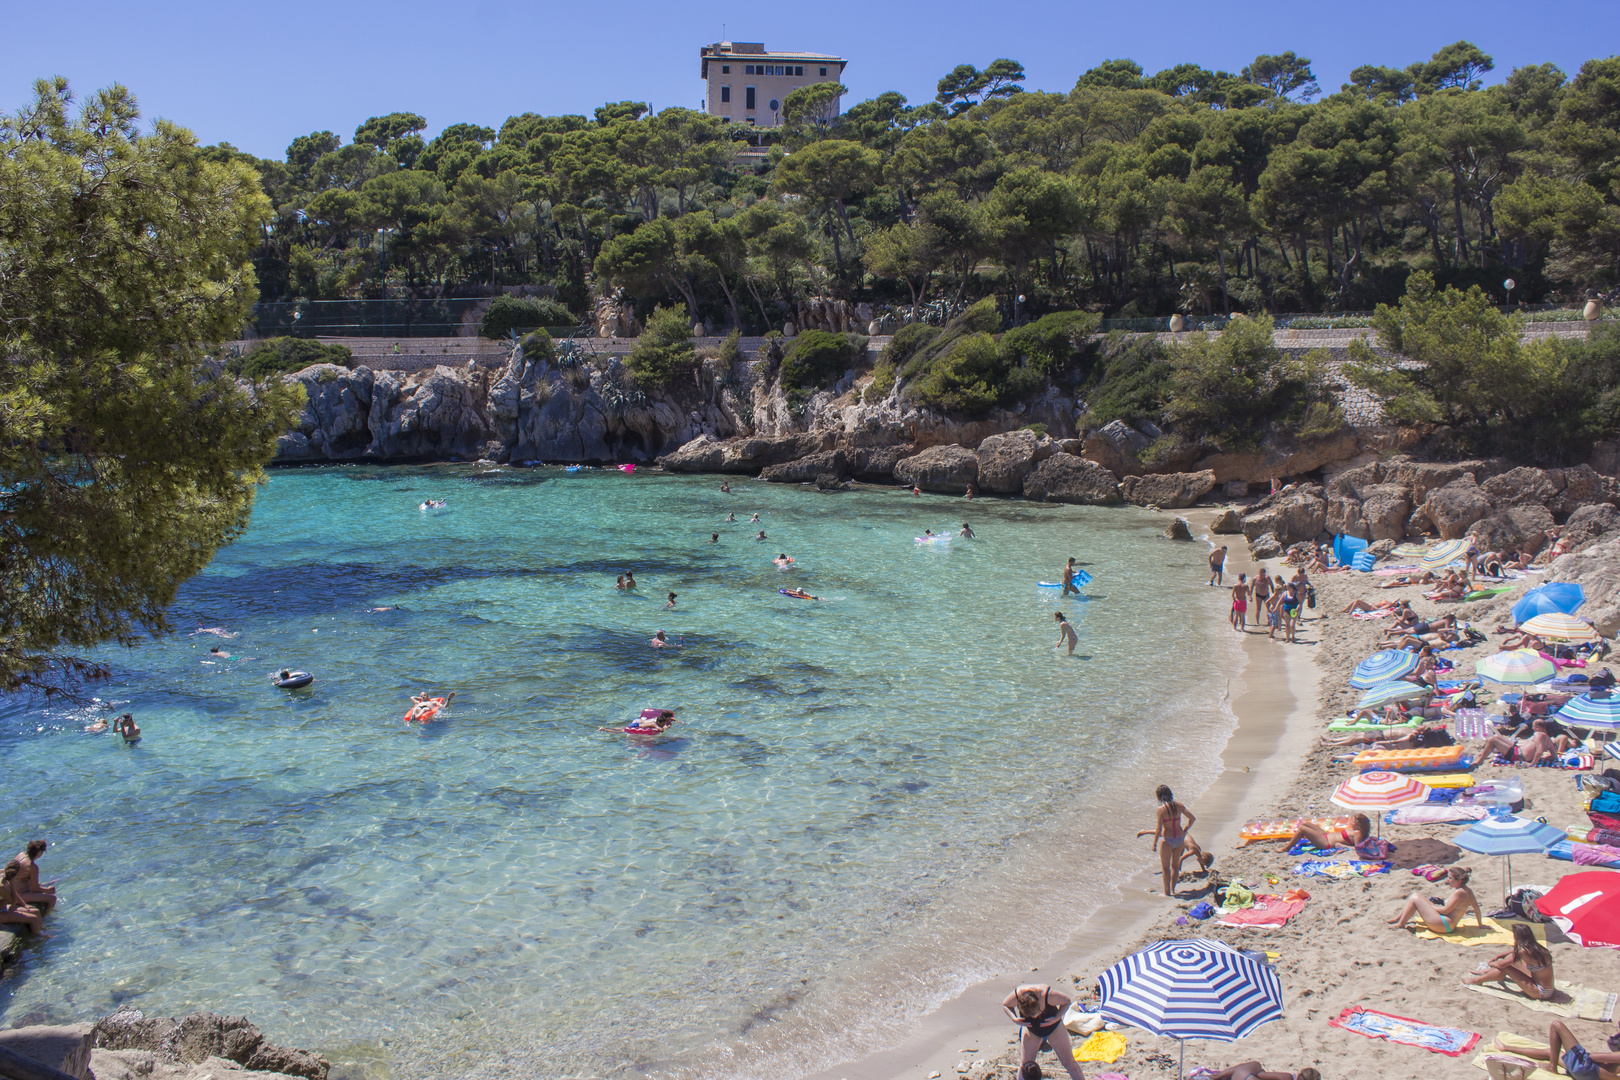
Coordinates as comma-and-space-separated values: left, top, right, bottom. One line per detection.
1238, 816, 1356, 847
404, 697, 448, 723
1352, 744, 1469, 773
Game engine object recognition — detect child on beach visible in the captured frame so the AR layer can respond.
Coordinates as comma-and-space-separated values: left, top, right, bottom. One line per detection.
1230, 574, 1249, 631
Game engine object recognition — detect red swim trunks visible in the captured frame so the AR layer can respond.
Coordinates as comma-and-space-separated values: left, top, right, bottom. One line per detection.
1233, 600, 1248, 613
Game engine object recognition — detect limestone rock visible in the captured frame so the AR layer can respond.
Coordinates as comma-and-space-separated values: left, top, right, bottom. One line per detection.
1241, 490, 1327, 546
1468, 504, 1555, 556
0, 1023, 94, 1079
658, 432, 833, 473
1360, 484, 1415, 542
894, 444, 980, 494
1551, 463, 1618, 519
1548, 538, 1620, 637
1562, 503, 1620, 551
1325, 495, 1368, 540
1165, 517, 1194, 541
849, 444, 914, 481
1223, 481, 1251, 499
976, 430, 1058, 493
1368, 538, 1398, 560
761, 450, 848, 483
1193, 430, 1360, 484
93, 1010, 328, 1080
1021, 453, 1122, 505
1249, 531, 1284, 559
1081, 421, 1148, 477
1119, 470, 1217, 509
1210, 507, 1244, 535
1483, 466, 1561, 508
1420, 476, 1493, 539
1384, 462, 1472, 504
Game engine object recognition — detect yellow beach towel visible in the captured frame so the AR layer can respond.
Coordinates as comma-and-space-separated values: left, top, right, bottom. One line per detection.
1470, 1032, 1559, 1080
1074, 1031, 1127, 1064
1465, 980, 1618, 1021
1411, 918, 1546, 946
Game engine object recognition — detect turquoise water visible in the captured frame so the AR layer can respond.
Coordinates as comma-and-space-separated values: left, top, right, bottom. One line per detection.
0, 466, 1240, 1079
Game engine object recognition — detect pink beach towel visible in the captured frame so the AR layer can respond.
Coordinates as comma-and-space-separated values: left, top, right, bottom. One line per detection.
1216, 898, 1305, 928
1540, 651, 1587, 669
1352, 609, 1396, 619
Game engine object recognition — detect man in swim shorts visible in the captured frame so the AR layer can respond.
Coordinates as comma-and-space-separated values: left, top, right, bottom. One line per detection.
1054, 612, 1079, 654
1230, 573, 1249, 631
1062, 557, 1079, 596
1209, 546, 1228, 586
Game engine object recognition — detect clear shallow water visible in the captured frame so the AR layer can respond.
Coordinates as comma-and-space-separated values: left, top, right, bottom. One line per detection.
1, 466, 1240, 1079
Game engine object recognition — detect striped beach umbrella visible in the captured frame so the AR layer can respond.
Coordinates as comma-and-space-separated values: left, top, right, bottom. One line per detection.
1350, 650, 1422, 690
1421, 539, 1471, 570
1331, 771, 1430, 811
1556, 693, 1620, 731
1475, 649, 1557, 686
1512, 582, 1587, 624
1099, 939, 1283, 1076
1453, 815, 1566, 899
1518, 612, 1602, 642
1354, 680, 1432, 712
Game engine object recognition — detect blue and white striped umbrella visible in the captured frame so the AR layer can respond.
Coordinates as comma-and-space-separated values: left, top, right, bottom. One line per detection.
1351, 650, 1422, 690
1354, 680, 1432, 711
1556, 694, 1620, 731
1099, 938, 1283, 1043
1453, 815, 1568, 899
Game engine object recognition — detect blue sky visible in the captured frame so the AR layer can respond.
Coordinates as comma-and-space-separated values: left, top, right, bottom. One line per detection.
5, 0, 1616, 160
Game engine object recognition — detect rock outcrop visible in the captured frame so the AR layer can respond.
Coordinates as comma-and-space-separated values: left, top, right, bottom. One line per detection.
1165, 517, 1194, 540
1022, 454, 1122, 505
1119, 470, 1217, 509
894, 444, 980, 493
0, 1023, 94, 1079
92, 1010, 327, 1080
761, 449, 848, 483
1418, 476, 1494, 539
1242, 487, 1328, 546
975, 430, 1058, 493
1210, 507, 1244, 534
1194, 430, 1361, 484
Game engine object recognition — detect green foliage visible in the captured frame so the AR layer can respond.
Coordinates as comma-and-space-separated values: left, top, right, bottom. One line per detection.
882, 322, 942, 369
864, 361, 897, 403
716, 328, 744, 366
905, 332, 1042, 415
1083, 332, 1173, 425
520, 330, 555, 362
624, 304, 695, 388
479, 295, 576, 338
1163, 316, 1342, 449
0, 79, 304, 690
781, 331, 867, 395
227, 338, 353, 378
999, 310, 1102, 378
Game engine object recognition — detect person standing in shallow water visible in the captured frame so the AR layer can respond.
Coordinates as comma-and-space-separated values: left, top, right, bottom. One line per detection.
1054, 612, 1078, 654
1062, 557, 1079, 596
1209, 545, 1228, 586
1230, 572, 1250, 631
1151, 785, 1201, 898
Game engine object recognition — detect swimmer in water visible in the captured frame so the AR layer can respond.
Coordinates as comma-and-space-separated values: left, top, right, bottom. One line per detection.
650, 630, 681, 648
750, 513, 761, 523
85, 716, 108, 734
602, 709, 677, 734
781, 588, 821, 600
773, 553, 794, 567
923, 529, 935, 537
614, 574, 626, 590
113, 713, 141, 742
624, 572, 638, 590
726, 512, 736, 522
960, 522, 975, 538
911, 485, 922, 496
1054, 612, 1079, 655
720, 481, 731, 492
209, 646, 231, 659
755, 530, 767, 541
709, 533, 719, 543
666, 592, 678, 609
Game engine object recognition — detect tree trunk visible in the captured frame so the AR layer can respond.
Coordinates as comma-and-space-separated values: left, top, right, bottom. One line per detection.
1215, 246, 1230, 315
715, 271, 743, 332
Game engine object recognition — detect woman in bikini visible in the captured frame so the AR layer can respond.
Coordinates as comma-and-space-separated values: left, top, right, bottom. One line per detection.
1001, 984, 1087, 1080
1464, 922, 1555, 998
1387, 865, 1483, 934
1151, 785, 1199, 897
1208, 1065, 1320, 1080
1288, 813, 1373, 853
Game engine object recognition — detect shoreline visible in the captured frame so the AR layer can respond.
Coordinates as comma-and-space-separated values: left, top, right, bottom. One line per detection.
807, 509, 1324, 1080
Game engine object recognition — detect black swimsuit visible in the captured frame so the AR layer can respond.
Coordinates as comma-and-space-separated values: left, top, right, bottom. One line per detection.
1023, 989, 1063, 1039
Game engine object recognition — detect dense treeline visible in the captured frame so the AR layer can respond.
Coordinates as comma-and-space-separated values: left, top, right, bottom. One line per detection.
212, 43, 1620, 327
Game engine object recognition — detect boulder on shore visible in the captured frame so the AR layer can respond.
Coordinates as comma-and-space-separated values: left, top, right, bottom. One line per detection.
1241, 489, 1327, 546
1021, 453, 1122, 505
1165, 517, 1194, 541
761, 450, 848, 483
1119, 470, 1217, 509
1419, 476, 1493, 539
975, 430, 1057, 493
1249, 531, 1284, 559
1210, 506, 1244, 534
1563, 503, 1620, 551
93, 1010, 328, 1080
0, 1023, 94, 1079
893, 444, 980, 494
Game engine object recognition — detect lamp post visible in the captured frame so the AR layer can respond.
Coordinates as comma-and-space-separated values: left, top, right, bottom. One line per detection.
378, 227, 396, 336
1504, 277, 1516, 311
1015, 293, 1025, 326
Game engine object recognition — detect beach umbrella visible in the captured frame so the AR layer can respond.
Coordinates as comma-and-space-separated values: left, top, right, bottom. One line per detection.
1452, 815, 1566, 899
1534, 872, 1620, 950
1512, 583, 1587, 625
1330, 771, 1430, 836
1421, 539, 1471, 570
1475, 650, 1557, 686
1350, 650, 1422, 690
1518, 612, 1602, 642
1555, 693, 1620, 731
1098, 938, 1283, 1077
1354, 680, 1432, 712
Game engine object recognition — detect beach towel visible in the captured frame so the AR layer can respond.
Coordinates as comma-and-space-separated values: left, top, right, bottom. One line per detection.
1286, 838, 1340, 857
1548, 839, 1620, 868
1073, 1031, 1127, 1063
1329, 1006, 1480, 1056
1465, 980, 1618, 1021
1409, 917, 1538, 946
1386, 804, 1493, 826
1216, 897, 1305, 929
1472, 1034, 1560, 1080
1294, 859, 1391, 879
1352, 609, 1396, 619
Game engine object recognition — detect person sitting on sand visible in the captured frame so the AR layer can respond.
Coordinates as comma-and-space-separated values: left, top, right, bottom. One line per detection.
0, 862, 45, 934
1388, 866, 1482, 934
1477, 718, 1578, 765
1492, 1021, 1620, 1080
1290, 813, 1373, 854
1151, 785, 1201, 898
1001, 984, 1088, 1080
1401, 646, 1440, 688
1208, 1064, 1320, 1080
1464, 923, 1556, 999
10, 841, 55, 910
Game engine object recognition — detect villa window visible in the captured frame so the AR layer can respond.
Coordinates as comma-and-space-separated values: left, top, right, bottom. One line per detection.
721, 65, 730, 74
819, 67, 827, 76
746, 86, 756, 110
720, 86, 730, 103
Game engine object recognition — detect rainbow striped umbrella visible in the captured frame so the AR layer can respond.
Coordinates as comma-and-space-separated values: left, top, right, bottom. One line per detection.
1421, 539, 1471, 570
1331, 771, 1430, 811
1518, 612, 1602, 642
1475, 649, 1556, 686
1350, 650, 1422, 690
1354, 680, 1432, 711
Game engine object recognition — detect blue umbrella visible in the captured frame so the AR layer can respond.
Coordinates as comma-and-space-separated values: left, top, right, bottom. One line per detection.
1099, 939, 1283, 1076
1453, 815, 1567, 899
1351, 650, 1422, 690
1513, 583, 1587, 625
1556, 694, 1620, 731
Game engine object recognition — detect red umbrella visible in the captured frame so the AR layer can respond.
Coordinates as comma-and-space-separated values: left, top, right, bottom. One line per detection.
1534, 871, 1620, 950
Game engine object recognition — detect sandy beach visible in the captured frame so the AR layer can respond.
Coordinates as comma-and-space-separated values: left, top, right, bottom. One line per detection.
818, 515, 1620, 1080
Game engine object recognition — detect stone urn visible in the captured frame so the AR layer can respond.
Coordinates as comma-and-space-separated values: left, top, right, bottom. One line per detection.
783, 321, 796, 338
1169, 313, 1186, 332
1586, 299, 1603, 322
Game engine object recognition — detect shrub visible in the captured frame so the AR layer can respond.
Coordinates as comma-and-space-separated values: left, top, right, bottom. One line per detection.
624, 305, 696, 388
479, 295, 577, 339
864, 361, 897, 403
900, 297, 1000, 381
1083, 333, 1172, 426
1163, 316, 1342, 450
781, 330, 867, 395
882, 322, 941, 370
226, 337, 353, 379
520, 330, 555, 362
905, 332, 1041, 416
717, 328, 744, 366
1000, 310, 1102, 379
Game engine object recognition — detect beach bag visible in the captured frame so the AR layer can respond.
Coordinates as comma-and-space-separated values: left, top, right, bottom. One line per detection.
1506, 887, 1549, 923
1307, 586, 1317, 609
